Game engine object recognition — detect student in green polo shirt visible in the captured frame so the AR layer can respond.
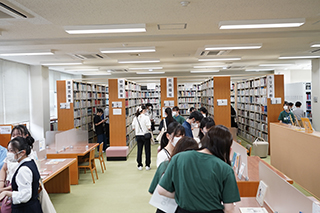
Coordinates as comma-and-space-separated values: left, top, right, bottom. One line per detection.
278, 102, 295, 124
172, 106, 186, 125
158, 125, 240, 213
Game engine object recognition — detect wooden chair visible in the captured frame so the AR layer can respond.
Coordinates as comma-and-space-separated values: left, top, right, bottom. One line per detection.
78, 149, 98, 183
246, 144, 252, 156
95, 143, 106, 173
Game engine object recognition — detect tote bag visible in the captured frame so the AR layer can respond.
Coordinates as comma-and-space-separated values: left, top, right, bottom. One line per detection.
39, 179, 56, 213
156, 119, 167, 141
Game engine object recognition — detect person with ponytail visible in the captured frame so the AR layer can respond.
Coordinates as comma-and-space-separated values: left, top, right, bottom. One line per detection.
0, 125, 36, 213
0, 137, 42, 213
132, 105, 152, 171
158, 125, 240, 213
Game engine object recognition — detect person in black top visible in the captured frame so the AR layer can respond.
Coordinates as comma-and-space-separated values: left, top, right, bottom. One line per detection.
158, 108, 175, 131
94, 108, 107, 151
231, 105, 238, 128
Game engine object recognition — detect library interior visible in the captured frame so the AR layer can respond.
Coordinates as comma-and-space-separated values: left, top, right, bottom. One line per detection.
0, 0, 320, 212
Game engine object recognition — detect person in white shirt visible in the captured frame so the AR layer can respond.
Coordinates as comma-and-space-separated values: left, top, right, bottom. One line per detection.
157, 122, 186, 167
0, 137, 42, 213
132, 105, 152, 171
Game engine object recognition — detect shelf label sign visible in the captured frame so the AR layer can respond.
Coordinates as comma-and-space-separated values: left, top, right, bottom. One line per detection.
118, 79, 125, 99
0, 126, 11, 134
267, 75, 274, 99
66, 80, 73, 103
167, 78, 174, 98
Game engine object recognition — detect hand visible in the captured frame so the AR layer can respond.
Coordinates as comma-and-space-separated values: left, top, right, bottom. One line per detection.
0, 191, 7, 201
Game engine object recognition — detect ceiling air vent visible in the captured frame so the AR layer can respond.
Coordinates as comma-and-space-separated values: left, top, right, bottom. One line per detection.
71, 53, 108, 60
198, 49, 231, 57
0, 2, 27, 19
310, 49, 320, 53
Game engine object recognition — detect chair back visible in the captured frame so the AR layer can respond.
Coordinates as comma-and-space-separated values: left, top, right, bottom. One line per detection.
89, 149, 95, 164
99, 142, 104, 156
246, 144, 252, 156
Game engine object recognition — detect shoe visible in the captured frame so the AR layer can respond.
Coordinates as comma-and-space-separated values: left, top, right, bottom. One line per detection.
138, 166, 143, 171
146, 166, 151, 171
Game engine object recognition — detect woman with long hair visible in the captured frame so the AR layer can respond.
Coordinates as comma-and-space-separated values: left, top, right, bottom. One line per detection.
158, 107, 175, 132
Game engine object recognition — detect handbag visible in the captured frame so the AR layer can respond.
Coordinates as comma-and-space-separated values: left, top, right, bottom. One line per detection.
156, 118, 167, 141
137, 117, 152, 140
39, 179, 57, 213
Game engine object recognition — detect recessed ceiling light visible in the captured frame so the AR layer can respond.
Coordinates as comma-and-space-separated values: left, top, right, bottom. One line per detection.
279, 55, 320, 59
193, 65, 225, 69
136, 72, 165, 74
42, 62, 82, 66
65, 68, 100, 72
198, 57, 241, 61
259, 64, 293, 67
190, 70, 220, 73
82, 72, 112, 76
157, 23, 187, 30
205, 44, 262, 50
100, 46, 155, 53
311, 43, 320, 48
118, 59, 160, 64
64, 24, 146, 34
219, 18, 305, 29
245, 69, 274, 72
0, 50, 54, 56
129, 67, 163, 70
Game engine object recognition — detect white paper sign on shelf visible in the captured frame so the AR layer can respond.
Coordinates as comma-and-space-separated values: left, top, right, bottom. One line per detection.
39, 139, 46, 151
0, 126, 11, 134
167, 78, 174, 98
66, 102, 70, 109
147, 83, 156, 90
113, 109, 122, 115
60, 103, 66, 109
256, 180, 268, 206
271, 97, 282, 104
217, 99, 228, 106
66, 80, 73, 103
112, 101, 122, 108
267, 75, 275, 98
118, 79, 125, 99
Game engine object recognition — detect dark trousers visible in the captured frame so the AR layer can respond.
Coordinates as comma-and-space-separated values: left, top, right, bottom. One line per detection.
136, 135, 151, 167
104, 123, 110, 147
175, 207, 223, 213
97, 134, 107, 151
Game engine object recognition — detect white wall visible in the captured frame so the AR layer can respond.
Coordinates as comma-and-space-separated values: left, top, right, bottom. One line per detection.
290, 69, 311, 83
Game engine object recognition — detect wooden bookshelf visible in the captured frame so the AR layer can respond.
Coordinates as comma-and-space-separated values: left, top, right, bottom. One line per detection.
236, 75, 284, 143
57, 80, 108, 143
141, 84, 161, 126
108, 79, 142, 152
200, 76, 231, 127
160, 78, 178, 118
177, 84, 201, 119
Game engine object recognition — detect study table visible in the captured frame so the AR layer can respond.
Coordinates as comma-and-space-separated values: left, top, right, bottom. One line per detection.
236, 156, 293, 197
39, 158, 76, 193
235, 197, 273, 212
46, 143, 99, 185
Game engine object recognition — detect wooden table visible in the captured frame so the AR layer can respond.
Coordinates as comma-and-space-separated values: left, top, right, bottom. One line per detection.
235, 197, 273, 212
46, 143, 99, 185
39, 158, 76, 193
236, 156, 293, 197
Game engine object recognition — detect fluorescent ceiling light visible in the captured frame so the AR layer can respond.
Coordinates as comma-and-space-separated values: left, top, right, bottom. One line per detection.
198, 57, 241, 61
118, 59, 160, 64
259, 64, 293, 67
64, 24, 146, 34
311, 43, 320, 48
129, 67, 163, 70
136, 72, 165, 74
219, 18, 305, 29
279, 55, 320, 59
193, 65, 225, 68
245, 69, 274, 72
100, 46, 155, 53
42, 62, 82, 66
65, 69, 100, 72
190, 70, 220, 73
0, 50, 54, 56
82, 72, 111, 76
205, 44, 262, 50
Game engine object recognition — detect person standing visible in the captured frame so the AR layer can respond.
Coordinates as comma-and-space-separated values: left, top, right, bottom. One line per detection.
172, 106, 186, 124
104, 106, 110, 148
132, 106, 152, 171
0, 137, 43, 213
94, 108, 107, 151
293, 101, 304, 126
278, 102, 295, 124
199, 107, 208, 118
158, 108, 175, 132
182, 111, 203, 138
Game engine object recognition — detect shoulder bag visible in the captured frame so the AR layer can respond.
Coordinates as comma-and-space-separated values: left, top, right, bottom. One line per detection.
39, 178, 56, 213
156, 118, 167, 141
137, 117, 152, 140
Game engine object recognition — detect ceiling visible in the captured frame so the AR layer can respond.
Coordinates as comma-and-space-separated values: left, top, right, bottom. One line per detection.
0, 0, 319, 84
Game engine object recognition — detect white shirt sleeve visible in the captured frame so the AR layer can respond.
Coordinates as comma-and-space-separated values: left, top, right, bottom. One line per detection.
12, 166, 33, 204
156, 150, 169, 167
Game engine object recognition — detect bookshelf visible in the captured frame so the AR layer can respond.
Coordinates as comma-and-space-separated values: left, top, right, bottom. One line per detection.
199, 76, 231, 127
231, 82, 236, 108
141, 85, 161, 126
177, 84, 201, 118
236, 75, 284, 144
108, 79, 142, 152
285, 82, 312, 122
57, 80, 108, 143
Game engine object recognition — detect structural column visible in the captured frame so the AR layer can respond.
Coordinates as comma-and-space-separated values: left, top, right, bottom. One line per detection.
29, 65, 50, 140
312, 59, 320, 131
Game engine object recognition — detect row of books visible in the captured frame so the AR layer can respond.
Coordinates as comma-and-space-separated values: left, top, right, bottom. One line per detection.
126, 91, 141, 99
74, 100, 107, 108
73, 82, 107, 92
178, 91, 199, 97
125, 82, 141, 91
201, 97, 214, 105
141, 98, 159, 104
200, 79, 214, 90
178, 97, 200, 103
179, 103, 198, 109
141, 92, 160, 98
237, 96, 268, 105
178, 84, 200, 91
306, 93, 311, 100
73, 92, 107, 99
237, 104, 268, 113
237, 87, 267, 96
201, 89, 214, 97
237, 78, 267, 89
125, 99, 141, 107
